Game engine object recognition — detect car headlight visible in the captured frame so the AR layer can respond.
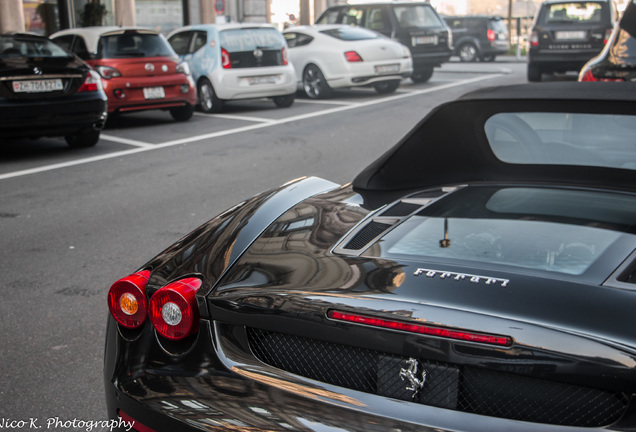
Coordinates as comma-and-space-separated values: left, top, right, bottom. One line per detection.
401, 45, 411, 58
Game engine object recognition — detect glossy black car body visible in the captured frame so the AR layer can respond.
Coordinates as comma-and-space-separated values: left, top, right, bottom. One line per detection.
444, 15, 510, 62
0, 33, 107, 148
579, 0, 636, 81
315, 2, 452, 83
105, 82, 636, 432
527, 0, 618, 81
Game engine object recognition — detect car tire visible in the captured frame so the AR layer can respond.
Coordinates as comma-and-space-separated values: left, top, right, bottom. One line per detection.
65, 130, 100, 148
303, 64, 332, 99
170, 104, 194, 122
197, 78, 223, 113
272, 93, 295, 108
527, 64, 542, 82
411, 67, 434, 83
373, 80, 401, 94
458, 43, 479, 62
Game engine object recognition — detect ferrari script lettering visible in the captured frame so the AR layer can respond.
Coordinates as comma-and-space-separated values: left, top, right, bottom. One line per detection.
414, 268, 509, 287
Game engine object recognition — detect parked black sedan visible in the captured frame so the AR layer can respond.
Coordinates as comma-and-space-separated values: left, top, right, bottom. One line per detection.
105, 82, 636, 432
0, 33, 107, 148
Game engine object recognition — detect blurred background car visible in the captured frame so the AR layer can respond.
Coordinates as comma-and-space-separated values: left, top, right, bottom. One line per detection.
0, 32, 107, 148
167, 24, 296, 113
51, 27, 196, 122
315, 2, 452, 83
579, 0, 636, 81
527, 0, 618, 82
443, 15, 510, 62
283, 25, 412, 98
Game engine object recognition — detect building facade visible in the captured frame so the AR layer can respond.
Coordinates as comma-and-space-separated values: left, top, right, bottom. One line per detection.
0, 0, 330, 35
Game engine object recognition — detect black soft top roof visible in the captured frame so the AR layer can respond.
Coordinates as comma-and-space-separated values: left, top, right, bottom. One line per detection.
353, 82, 636, 193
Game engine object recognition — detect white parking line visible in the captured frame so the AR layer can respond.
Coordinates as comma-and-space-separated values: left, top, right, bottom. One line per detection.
99, 134, 154, 148
0, 74, 502, 181
294, 98, 360, 106
195, 112, 278, 123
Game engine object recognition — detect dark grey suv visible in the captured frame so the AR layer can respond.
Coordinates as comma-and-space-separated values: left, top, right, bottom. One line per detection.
315, 2, 452, 83
444, 15, 510, 62
528, 0, 618, 81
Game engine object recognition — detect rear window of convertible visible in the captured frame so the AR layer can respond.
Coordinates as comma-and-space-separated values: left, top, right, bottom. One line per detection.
363, 186, 636, 276
485, 112, 636, 171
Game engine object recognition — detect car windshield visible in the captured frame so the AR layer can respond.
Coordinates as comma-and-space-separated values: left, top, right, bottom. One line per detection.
364, 187, 636, 275
220, 28, 283, 53
98, 32, 175, 58
393, 5, 444, 28
540, 2, 603, 24
0, 35, 71, 59
485, 112, 636, 170
320, 26, 380, 41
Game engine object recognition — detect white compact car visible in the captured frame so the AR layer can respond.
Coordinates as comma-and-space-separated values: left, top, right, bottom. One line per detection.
283, 24, 413, 98
168, 23, 297, 113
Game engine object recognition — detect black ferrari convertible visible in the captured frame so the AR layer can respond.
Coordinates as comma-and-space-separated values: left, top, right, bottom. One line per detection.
105, 82, 636, 432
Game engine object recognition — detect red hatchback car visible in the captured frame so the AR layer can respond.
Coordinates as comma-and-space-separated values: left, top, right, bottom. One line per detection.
52, 27, 196, 121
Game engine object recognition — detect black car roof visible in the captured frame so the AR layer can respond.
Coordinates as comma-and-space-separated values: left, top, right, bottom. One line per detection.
353, 82, 636, 193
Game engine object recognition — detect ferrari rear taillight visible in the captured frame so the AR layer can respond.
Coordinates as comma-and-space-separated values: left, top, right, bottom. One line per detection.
107, 270, 151, 329
328, 310, 513, 347
77, 70, 101, 93
282, 46, 289, 65
221, 48, 231, 69
487, 29, 496, 42
149, 277, 202, 340
345, 51, 363, 62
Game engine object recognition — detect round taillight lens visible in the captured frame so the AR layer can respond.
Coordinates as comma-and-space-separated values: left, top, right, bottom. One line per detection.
149, 278, 202, 340
107, 270, 151, 329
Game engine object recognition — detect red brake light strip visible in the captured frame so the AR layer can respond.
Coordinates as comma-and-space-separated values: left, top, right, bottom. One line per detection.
328, 310, 512, 347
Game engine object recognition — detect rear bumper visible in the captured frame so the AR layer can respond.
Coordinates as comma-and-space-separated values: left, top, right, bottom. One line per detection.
211, 66, 297, 100
412, 51, 452, 69
528, 49, 602, 72
105, 316, 629, 432
102, 75, 196, 114
0, 95, 107, 139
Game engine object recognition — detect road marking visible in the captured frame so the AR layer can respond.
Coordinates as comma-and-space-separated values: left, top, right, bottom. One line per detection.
294, 98, 360, 106
0, 74, 502, 181
195, 112, 278, 123
99, 134, 154, 148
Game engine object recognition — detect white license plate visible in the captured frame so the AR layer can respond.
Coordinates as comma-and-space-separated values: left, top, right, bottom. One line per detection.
412, 35, 438, 46
12, 79, 63, 93
248, 76, 278, 85
555, 31, 586, 40
143, 86, 165, 99
375, 64, 400, 74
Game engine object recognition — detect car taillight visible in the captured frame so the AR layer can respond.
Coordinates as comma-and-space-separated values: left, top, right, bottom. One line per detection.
149, 277, 202, 340
107, 270, 151, 329
176, 61, 190, 75
281, 46, 288, 65
221, 48, 231, 69
345, 51, 363, 62
487, 29, 496, 42
604, 28, 612, 44
328, 310, 513, 347
95, 65, 121, 80
77, 70, 101, 92
529, 31, 539, 47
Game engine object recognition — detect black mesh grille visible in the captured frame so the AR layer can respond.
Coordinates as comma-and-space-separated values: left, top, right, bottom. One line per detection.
381, 202, 422, 217
247, 328, 630, 427
343, 221, 392, 250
